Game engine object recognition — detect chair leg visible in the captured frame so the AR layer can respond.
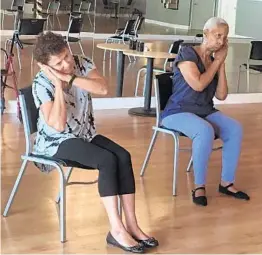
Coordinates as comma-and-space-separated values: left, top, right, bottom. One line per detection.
237, 65, 241, 92
171, 134, 179, 196
186, 155, 193, 172
78, 41, 85, 55
55, 164, 66, 243
134, 68, 146, 97
56, 167, 73, 204
247, 68, 250, 92
3, 159, 29, 217
16, 43, 22, 70
1, 13, 4, 30
103, 49, 107, 61
140, 130, 159, 176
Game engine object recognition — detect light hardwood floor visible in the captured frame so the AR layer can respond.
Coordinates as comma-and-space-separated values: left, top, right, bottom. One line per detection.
1, 104, 262, 254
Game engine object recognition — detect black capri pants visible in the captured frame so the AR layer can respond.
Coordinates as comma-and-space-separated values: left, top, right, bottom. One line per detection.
53, 135, 135, 197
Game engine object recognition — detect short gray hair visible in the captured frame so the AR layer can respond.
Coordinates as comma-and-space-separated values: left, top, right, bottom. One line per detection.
203, 17, 228, 31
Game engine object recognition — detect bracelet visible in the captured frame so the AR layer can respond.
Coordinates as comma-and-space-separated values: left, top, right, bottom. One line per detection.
68, 74, 77, 89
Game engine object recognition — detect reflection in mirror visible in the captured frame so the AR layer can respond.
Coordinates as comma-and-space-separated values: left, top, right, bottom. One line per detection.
0, 0, 97, 104
0, 0, 261, 103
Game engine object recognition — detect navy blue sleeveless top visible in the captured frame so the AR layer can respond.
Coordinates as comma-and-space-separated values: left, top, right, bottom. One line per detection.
161, 46, 218, 120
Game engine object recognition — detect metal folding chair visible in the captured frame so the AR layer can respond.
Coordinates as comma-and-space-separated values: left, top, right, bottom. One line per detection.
64, 17, 85, 55
140, 73, 222, 196
2, 86, 121, 242
237, 41, 262, 92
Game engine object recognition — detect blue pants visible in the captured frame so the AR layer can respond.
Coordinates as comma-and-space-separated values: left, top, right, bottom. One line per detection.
162, 111, 243, 185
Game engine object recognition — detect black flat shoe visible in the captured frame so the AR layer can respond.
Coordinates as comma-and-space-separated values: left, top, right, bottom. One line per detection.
219, 183, 250, 200
134, 237, 159, 248
192, 187, 207, 206
106, 232, 145, 254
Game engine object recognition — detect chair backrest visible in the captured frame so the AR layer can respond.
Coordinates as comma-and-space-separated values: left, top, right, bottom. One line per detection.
135, 16, 144, 33
47, 0, 60, 14
166, 39, 184, 62
19, 86, 38, 135
68, 17, 83, 34
127, 0, 133, 6
79, 0, 91, 12
102, 0, 108, 6
154, 72, 174, 126
123, 19, 136, 35
19, 86, 39, 154
11, 0, 24, 9
18, 18, 46, 35
249, 41, 262, 60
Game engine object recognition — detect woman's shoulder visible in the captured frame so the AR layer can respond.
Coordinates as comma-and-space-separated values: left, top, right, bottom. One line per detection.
179, 46, 198, 59
174, 46, 199, 68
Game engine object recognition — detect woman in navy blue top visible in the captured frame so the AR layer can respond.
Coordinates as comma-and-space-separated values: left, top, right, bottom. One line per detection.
161, 17, 250, 206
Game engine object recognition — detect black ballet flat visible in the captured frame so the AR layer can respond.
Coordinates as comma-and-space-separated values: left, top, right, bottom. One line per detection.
192, 187, 207, 206
134, 237, 159, 248
219, 183, 250, 200
106, 232, 145, 254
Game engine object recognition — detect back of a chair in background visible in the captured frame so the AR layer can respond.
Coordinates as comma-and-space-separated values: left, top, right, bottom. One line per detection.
123, 19, 136, 36
79, 0, 91, 12
68, 17, 84, 34
10, 0, 24, 10
154, 73, 174, 126
18, 18, 46, 35
249, 41, 262, 61
47, 0, 60, 14
166, 40, 184, 63
134, 16, 144, 36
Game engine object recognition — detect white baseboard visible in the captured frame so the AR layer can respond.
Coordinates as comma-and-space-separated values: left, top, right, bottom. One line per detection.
145, 19, 189, 30
5, 93, 262, 113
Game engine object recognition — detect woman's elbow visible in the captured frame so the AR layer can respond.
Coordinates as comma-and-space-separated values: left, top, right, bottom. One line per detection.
47, 120, 66, 132
216, 94, 228, 101
100, 86, 108, 95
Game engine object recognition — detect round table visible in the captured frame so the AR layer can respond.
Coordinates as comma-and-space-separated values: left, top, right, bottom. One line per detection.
97, 43, 129, 97
123, 50, 177, 117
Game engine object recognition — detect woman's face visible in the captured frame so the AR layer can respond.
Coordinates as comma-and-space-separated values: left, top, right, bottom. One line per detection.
204, 24, 229, 52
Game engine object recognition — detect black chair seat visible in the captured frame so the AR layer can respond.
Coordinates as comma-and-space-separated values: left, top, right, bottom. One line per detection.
109, 36, 130, 41
20, 39, 36, 45
63, 36, 80, 42
30, 153, 94, 170
159, 126, 219, 140
4, 9, 17, 13
243, 64, 262, 72
68, 12, 82, 16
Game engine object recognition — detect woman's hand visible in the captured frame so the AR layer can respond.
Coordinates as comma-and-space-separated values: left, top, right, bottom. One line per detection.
38, 63, 64, 88
38, 63, 72, 88
214, 42, 228, 64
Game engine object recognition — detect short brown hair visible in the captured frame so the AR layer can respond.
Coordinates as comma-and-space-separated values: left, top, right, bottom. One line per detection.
33, 32, 67, 64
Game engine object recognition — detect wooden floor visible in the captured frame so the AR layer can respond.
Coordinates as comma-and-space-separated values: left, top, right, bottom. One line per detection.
1, 104, 262, 254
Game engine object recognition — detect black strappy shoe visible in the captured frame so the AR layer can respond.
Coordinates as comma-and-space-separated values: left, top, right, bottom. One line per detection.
192, 186, 207, 206
219, 183, 250, 200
